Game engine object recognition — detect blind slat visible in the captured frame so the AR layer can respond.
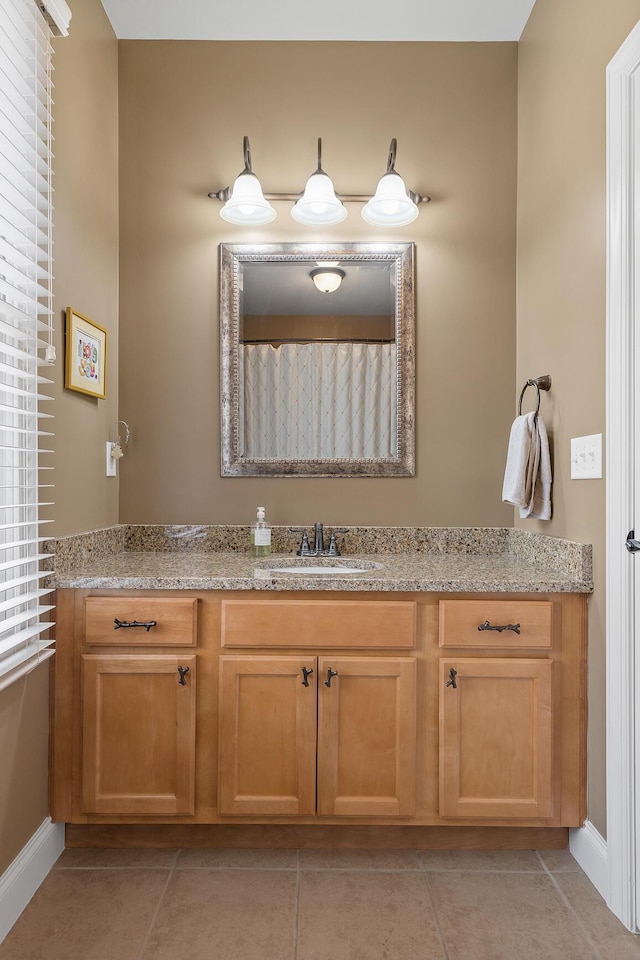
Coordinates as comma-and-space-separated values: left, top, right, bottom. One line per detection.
0, 588, 54, 616
0, 552, 52, 570
0, 625, 55, 660
0, 646, 54, 696
0, 0, 55, 688
0, 236, 53, 282
0, 502, 54, 511
2, 574, 53, 593
0, 520, 53, 530
0, 605, 55, 638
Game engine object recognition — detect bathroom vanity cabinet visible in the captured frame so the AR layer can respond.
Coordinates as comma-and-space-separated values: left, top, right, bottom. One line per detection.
218, 654, 416, 818
438, 599, 557, 820
67, 597, 198, 816
51, 587, 587, 840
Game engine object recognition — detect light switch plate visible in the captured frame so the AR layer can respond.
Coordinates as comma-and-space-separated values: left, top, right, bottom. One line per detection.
571, 434, 603, 479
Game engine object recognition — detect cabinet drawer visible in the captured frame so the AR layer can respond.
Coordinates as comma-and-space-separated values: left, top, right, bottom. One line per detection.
439, 599, 553, 649
221, 599, 417, 649
84, 597, 197, 646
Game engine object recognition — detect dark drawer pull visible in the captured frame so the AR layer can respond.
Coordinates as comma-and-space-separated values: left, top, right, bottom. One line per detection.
324, 667, 338, 688
445, 667, 458, 689
177, 665, 190, 685
301, 666, 314, 687
477, 620, 521, 635
113, 618, 157, 632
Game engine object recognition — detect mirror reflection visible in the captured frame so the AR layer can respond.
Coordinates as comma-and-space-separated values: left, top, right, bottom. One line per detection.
220, 242, 415, 477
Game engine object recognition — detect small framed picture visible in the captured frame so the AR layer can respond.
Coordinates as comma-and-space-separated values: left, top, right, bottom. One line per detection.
64, 307, 107, 399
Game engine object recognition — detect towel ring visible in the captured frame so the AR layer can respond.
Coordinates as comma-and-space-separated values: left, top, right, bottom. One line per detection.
518, 374, 552, 418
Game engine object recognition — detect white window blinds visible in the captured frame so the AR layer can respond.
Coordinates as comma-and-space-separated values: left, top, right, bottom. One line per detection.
0, 0, 59, 692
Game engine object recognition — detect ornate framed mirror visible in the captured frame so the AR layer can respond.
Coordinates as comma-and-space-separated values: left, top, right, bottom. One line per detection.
220, 241, 415, 477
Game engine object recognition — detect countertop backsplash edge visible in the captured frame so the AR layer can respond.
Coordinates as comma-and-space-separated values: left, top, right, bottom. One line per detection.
44, 524, 593, 593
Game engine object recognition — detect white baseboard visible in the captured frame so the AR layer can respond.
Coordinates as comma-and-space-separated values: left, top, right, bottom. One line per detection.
0, 818, 65, 944
570, 820, 609, 902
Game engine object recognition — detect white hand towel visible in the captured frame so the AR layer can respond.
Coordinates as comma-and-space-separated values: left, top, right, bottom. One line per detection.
502, 412, 537, 512
502, 412, 552, 520
523, 415, 552, 520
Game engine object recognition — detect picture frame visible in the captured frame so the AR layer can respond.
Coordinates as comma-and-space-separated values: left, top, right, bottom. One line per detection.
64, 307, 107, 399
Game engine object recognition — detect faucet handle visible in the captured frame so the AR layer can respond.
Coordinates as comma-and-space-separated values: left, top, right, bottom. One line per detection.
326, 528, 349, 557
289, 528, 313, 556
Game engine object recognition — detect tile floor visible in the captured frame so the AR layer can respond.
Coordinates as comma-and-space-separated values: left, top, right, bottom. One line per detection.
1, 847, 639, 960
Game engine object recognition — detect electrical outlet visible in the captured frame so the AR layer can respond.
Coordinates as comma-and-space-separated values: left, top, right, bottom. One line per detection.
106, 441, 117, 477
570, 434, 603, 479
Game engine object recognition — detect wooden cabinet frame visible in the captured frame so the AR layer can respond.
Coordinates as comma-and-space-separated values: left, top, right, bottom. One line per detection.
439, 657, 553, 819
50, 588, 587, 838
82, 653, 196, 815
218, 655, 416, 818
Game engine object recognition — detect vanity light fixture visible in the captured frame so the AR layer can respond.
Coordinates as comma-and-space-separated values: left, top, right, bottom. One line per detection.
361, 139, 419, 227
310, 267, 345, 293
219, 137, 276, 225
291, 139, 347, 225
208, 137, 430, 225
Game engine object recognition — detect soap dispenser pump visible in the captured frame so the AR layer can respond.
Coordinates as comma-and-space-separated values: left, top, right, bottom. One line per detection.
251, 506, 271, 558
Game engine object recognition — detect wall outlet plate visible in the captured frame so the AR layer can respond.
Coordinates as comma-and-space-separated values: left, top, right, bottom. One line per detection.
106, 441, 117, 477
571, 434, 603, 479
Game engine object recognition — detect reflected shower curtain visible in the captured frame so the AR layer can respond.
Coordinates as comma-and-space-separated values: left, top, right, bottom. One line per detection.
241, 342, 397, 459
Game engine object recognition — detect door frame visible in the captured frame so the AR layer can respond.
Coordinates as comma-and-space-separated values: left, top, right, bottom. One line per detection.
606, 18, 640, 933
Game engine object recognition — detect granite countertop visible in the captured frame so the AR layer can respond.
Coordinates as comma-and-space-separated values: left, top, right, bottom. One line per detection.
47, 525, 594, 593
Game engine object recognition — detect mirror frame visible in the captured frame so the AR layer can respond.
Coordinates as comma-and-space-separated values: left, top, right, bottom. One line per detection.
220, 241, 415, 477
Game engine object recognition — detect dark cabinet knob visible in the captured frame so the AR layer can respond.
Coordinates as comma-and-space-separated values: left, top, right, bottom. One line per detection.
324, 667, 339, 688
445, 668, 458, 689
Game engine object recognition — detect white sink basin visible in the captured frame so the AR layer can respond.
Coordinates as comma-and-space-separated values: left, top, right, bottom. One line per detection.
255, 558, 382, 577
269, 565, 372, 575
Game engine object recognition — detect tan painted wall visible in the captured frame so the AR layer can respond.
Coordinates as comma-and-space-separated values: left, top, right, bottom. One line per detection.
118, 41, 517, 528
48, 0, 120, 537
0, 666, 51, 872
0, 0, 118, 876
517, 0, 640, 838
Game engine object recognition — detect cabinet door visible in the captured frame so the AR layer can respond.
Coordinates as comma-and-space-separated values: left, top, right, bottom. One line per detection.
439, 658, 553, 819
218, 656, 317, 816
317, 657, 416, 818
82, 654, 196, 815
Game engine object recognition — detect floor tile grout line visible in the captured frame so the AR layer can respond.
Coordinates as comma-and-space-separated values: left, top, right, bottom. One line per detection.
135, 847, 180, 960
54, 863, 559, 874
54, 865, 183, 871
293, 849, 301, 960
421, 868, 452, 960
534, 851, 604, 960
299, 865, 546, 874
175, 864, 299, 871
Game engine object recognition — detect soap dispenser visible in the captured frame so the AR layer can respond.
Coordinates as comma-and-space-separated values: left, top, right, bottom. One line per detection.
251, 506, 271, 558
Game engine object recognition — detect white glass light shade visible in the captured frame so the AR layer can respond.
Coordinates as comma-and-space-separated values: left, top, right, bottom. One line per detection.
310, 267, 345, 293
291, 172, 347, 225
220, 172, 276, 225
361, 171, 419, 227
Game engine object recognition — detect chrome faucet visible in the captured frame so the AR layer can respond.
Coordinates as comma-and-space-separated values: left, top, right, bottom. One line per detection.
313, 522, 325, 555
289, 523, 349, 557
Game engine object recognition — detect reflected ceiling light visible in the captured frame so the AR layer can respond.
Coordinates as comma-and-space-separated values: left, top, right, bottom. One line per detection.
361, 139, 420, 227
310, 267, 345, 293
208, 137, 429, 226
291, 139, 347, 225
219, 137, 276, 225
